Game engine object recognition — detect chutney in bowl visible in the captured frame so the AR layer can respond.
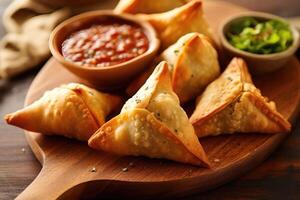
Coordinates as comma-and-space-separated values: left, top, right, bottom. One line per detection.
49, 10, 160, 89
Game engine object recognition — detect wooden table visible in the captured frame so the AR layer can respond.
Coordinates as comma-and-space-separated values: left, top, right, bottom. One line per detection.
1, 1, 300, 199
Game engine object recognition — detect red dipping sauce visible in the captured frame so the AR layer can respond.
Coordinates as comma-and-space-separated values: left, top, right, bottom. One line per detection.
62, 22, 149, 67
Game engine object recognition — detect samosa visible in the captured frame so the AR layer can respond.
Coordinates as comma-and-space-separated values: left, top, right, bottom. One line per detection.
190, 58, 291, 137
89, 62, 210, 167
127, 32, 220, 103
136, 0, 213, 49
5, 83, 122, 141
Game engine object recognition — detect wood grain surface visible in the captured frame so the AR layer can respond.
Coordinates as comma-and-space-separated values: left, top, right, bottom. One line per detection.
2, 80, 300, 200
1, 0, 300, 200
16, 54, 300, 199
11, 1, 300, 199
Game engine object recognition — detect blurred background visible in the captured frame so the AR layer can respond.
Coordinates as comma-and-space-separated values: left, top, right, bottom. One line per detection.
223, 0, 300, 17
1, 0, 300, 37
0, 0, 299, 199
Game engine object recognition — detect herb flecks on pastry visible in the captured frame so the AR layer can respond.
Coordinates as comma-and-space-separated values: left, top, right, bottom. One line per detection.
161, 32, 220, 103
127, 32, 220, 103
190, 58, 291, 137
89, 61, 210, 167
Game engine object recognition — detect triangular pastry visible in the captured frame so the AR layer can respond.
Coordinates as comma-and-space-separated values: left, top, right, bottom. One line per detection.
5, 83, 122, 141
89, 61, 210, 167
114, 0, 187, 14
136, 0, 213, 49
127, 32, 220, 103
190, 58, 291, 137
160, 32, 220, 103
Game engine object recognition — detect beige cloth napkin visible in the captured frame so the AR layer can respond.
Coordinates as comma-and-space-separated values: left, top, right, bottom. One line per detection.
0, 0, 118, 79
0, 0, 71, 78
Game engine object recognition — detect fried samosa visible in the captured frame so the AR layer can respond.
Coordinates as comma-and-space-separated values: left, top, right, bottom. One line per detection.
127, 32, 220, 103
161, 32, 220, 103
114, 0, 187, 14
89, 61, 210, 167
137, 0, 213, 49
190, 58, 291, 137
5, 83, 122, 141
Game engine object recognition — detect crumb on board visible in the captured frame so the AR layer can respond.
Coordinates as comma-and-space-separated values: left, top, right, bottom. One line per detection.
122, 167, 128, 172
21, 148, 26, 153
89, 167, 97, 172
213, 158, 220, 163
185, 169, 193, 176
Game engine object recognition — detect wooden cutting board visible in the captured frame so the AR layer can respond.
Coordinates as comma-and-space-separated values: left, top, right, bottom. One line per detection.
16, 1, 300, 200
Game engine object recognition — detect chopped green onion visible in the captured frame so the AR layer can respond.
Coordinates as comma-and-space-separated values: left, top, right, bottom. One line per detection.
226, 17, 293, 54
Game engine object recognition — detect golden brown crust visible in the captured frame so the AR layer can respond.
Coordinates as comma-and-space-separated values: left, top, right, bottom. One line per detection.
246, 91, 291, 132
89, 109, 210, 167
126, 33, 220, 104
190, 58, 245, 125
90, 62, 210, 167
137, 0, 212, 49
170, 33, 220, 103
114, 0, 187, 14
5, 86, 98, 141
65, 83, 122, 125
171, 34, 199, 102
5, 83, 122, 141
190, 57, 291, 137
122, 61, 173, 112
114, 0, 139, 13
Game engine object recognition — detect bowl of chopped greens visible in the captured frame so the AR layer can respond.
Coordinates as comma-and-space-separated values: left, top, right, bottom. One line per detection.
219, 11, 299, 75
